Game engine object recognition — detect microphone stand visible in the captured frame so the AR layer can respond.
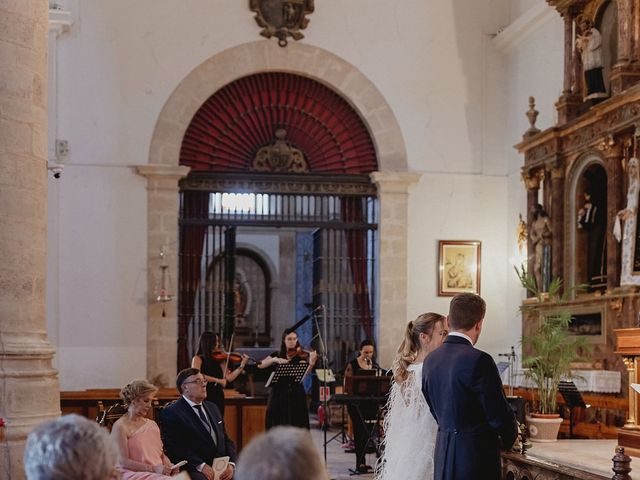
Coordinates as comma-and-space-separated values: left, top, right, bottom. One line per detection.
312, 305, 330, 465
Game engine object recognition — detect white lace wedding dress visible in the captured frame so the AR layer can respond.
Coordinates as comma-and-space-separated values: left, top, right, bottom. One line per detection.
374, 362, 437, 480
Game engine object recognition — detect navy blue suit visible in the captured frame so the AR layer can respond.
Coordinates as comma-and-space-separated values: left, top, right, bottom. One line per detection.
422, 335, 517, 480
160, 397, 237, 479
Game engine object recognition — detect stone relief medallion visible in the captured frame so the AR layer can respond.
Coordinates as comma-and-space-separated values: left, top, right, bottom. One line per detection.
249, 0, 314, 47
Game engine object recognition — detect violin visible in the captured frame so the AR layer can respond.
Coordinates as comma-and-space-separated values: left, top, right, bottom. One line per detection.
211, 349, 258, 365
287, 346, 310, 362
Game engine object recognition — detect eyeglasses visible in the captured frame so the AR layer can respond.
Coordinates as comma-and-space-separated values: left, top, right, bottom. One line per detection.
183, 379, 207, 386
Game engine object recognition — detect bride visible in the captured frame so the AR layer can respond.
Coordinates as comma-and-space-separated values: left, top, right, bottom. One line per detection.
374, 312, 447, 480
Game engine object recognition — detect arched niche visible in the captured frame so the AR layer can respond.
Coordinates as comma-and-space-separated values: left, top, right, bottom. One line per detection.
567, 153, 608, 292
140, 41, 414, 381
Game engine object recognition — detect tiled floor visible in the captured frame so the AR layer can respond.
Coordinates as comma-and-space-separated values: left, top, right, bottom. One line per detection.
309, 419, 376, 480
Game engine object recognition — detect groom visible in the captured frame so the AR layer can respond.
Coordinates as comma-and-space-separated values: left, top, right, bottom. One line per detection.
422, 293, 517, 479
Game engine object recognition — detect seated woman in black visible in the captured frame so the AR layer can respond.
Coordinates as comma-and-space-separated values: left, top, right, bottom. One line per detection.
343, 339, 377, 474
258, 328, 317, 429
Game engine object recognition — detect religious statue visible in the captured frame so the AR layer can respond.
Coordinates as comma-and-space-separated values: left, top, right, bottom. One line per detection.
577, 191, 606, 288
614, 157, 640, 286
233, 274, 250, 327
576, 20, 608, 101
529, 203, 552, 292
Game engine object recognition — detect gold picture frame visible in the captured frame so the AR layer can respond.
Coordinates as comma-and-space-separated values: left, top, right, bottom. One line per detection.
438, 240, 481, 296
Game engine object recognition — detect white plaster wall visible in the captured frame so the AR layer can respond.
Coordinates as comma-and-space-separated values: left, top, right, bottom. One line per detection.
47, 0, 536, 387
407, 173, 512, 358
501, 4, 564, 363
49, 165, 147, 390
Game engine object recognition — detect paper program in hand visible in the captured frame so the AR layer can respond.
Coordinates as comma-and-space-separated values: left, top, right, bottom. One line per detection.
212, 456, 230, 480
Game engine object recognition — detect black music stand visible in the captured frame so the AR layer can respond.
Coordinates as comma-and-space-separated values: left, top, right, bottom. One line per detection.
346, 376, 390, 476
558, 380, 588, 438
265, 362, 308, 388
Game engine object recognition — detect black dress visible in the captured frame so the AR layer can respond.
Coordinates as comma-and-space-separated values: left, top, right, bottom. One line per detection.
346, 358, 377, 469
265, 353, 310, 430
198, 354, 226, 416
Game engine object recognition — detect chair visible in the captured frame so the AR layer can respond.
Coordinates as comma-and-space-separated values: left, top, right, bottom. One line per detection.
96, 402, 127, 431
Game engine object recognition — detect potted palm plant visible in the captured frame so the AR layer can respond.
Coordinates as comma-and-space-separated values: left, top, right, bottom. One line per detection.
515, 266, 588, 442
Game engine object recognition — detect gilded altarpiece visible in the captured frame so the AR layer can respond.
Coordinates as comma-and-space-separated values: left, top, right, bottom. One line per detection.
518, 0, 640, 443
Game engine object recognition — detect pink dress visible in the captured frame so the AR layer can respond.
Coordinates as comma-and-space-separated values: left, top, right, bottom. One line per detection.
118, 420, 172, 480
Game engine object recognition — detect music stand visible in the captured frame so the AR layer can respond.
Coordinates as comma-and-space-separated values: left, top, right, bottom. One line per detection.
265, 362, 309, 388
558, 380, 588, 438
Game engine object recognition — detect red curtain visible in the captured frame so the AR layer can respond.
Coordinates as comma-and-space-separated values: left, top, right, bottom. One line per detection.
342, 196, 374, 339
177, 191, 210, 369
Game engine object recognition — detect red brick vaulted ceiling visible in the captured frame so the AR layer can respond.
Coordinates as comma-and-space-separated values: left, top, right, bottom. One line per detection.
180, 72, 378, 174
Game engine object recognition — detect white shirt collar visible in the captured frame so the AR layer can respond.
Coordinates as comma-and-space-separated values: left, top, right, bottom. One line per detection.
448, 331, 474, 345
182, 395, 202, 408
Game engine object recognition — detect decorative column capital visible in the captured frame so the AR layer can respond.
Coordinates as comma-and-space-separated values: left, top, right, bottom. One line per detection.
370, 171, 421, 194
521, 169, 543, 190
136, 164, 191, 191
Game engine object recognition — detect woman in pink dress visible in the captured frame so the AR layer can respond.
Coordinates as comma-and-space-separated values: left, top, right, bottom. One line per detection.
111, 379, 177, 479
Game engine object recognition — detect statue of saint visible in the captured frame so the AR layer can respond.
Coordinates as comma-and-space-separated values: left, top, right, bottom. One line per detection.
233, 274, 249, 327
615, 157, 640, 286
577, 190, 606, 288
529, 203, 552, 291
576, 20, 608, 101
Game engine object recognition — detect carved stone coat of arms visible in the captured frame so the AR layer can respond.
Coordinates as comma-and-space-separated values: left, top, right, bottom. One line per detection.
249, 0, 314, 47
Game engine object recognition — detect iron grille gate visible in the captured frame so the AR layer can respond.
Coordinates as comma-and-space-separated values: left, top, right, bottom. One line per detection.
177, 173, 378, 372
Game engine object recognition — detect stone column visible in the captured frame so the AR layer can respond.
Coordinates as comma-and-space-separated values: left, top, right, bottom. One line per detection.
605, 143, 623, 290
136, 165, 191, 387
523, 170, 541, 291
549, 164, 565, 283
0, 1, 60, 479
370, 171, 420, 368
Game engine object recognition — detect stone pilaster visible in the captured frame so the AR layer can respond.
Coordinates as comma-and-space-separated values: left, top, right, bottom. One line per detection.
369, 171, 420, 368
136, 164, 191, 387
0, 1, 59, 478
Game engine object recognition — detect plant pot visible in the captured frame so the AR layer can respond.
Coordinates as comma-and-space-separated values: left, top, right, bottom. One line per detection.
526, 414, 563, 442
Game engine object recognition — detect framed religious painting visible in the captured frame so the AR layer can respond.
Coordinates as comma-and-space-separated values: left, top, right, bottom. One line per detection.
438, 240, 481, 296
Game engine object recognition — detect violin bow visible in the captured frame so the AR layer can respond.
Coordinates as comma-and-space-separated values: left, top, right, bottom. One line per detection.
223, 333, 235, 375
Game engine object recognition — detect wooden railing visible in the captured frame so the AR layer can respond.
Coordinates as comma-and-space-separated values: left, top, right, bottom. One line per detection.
509, 387, 627, 439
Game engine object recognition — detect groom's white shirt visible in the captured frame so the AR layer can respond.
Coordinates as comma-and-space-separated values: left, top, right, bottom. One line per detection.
447, 331, 474, 345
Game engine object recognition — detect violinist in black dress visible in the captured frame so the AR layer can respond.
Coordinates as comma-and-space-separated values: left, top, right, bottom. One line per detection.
259, 328, 317, 429
191, 331, 248, 416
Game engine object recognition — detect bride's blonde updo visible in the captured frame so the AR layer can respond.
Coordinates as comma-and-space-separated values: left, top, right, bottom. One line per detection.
119, 379, 158, 407
392, 313, 445, 384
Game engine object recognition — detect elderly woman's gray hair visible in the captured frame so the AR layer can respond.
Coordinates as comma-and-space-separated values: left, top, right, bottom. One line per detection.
24, 414, 117, 480
235, 426, 329, 480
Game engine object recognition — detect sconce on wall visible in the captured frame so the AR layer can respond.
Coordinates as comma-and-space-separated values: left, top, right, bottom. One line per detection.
156, 247, 173, 317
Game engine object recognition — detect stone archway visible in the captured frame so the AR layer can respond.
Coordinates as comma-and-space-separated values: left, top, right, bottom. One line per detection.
139, 41, 414, 381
